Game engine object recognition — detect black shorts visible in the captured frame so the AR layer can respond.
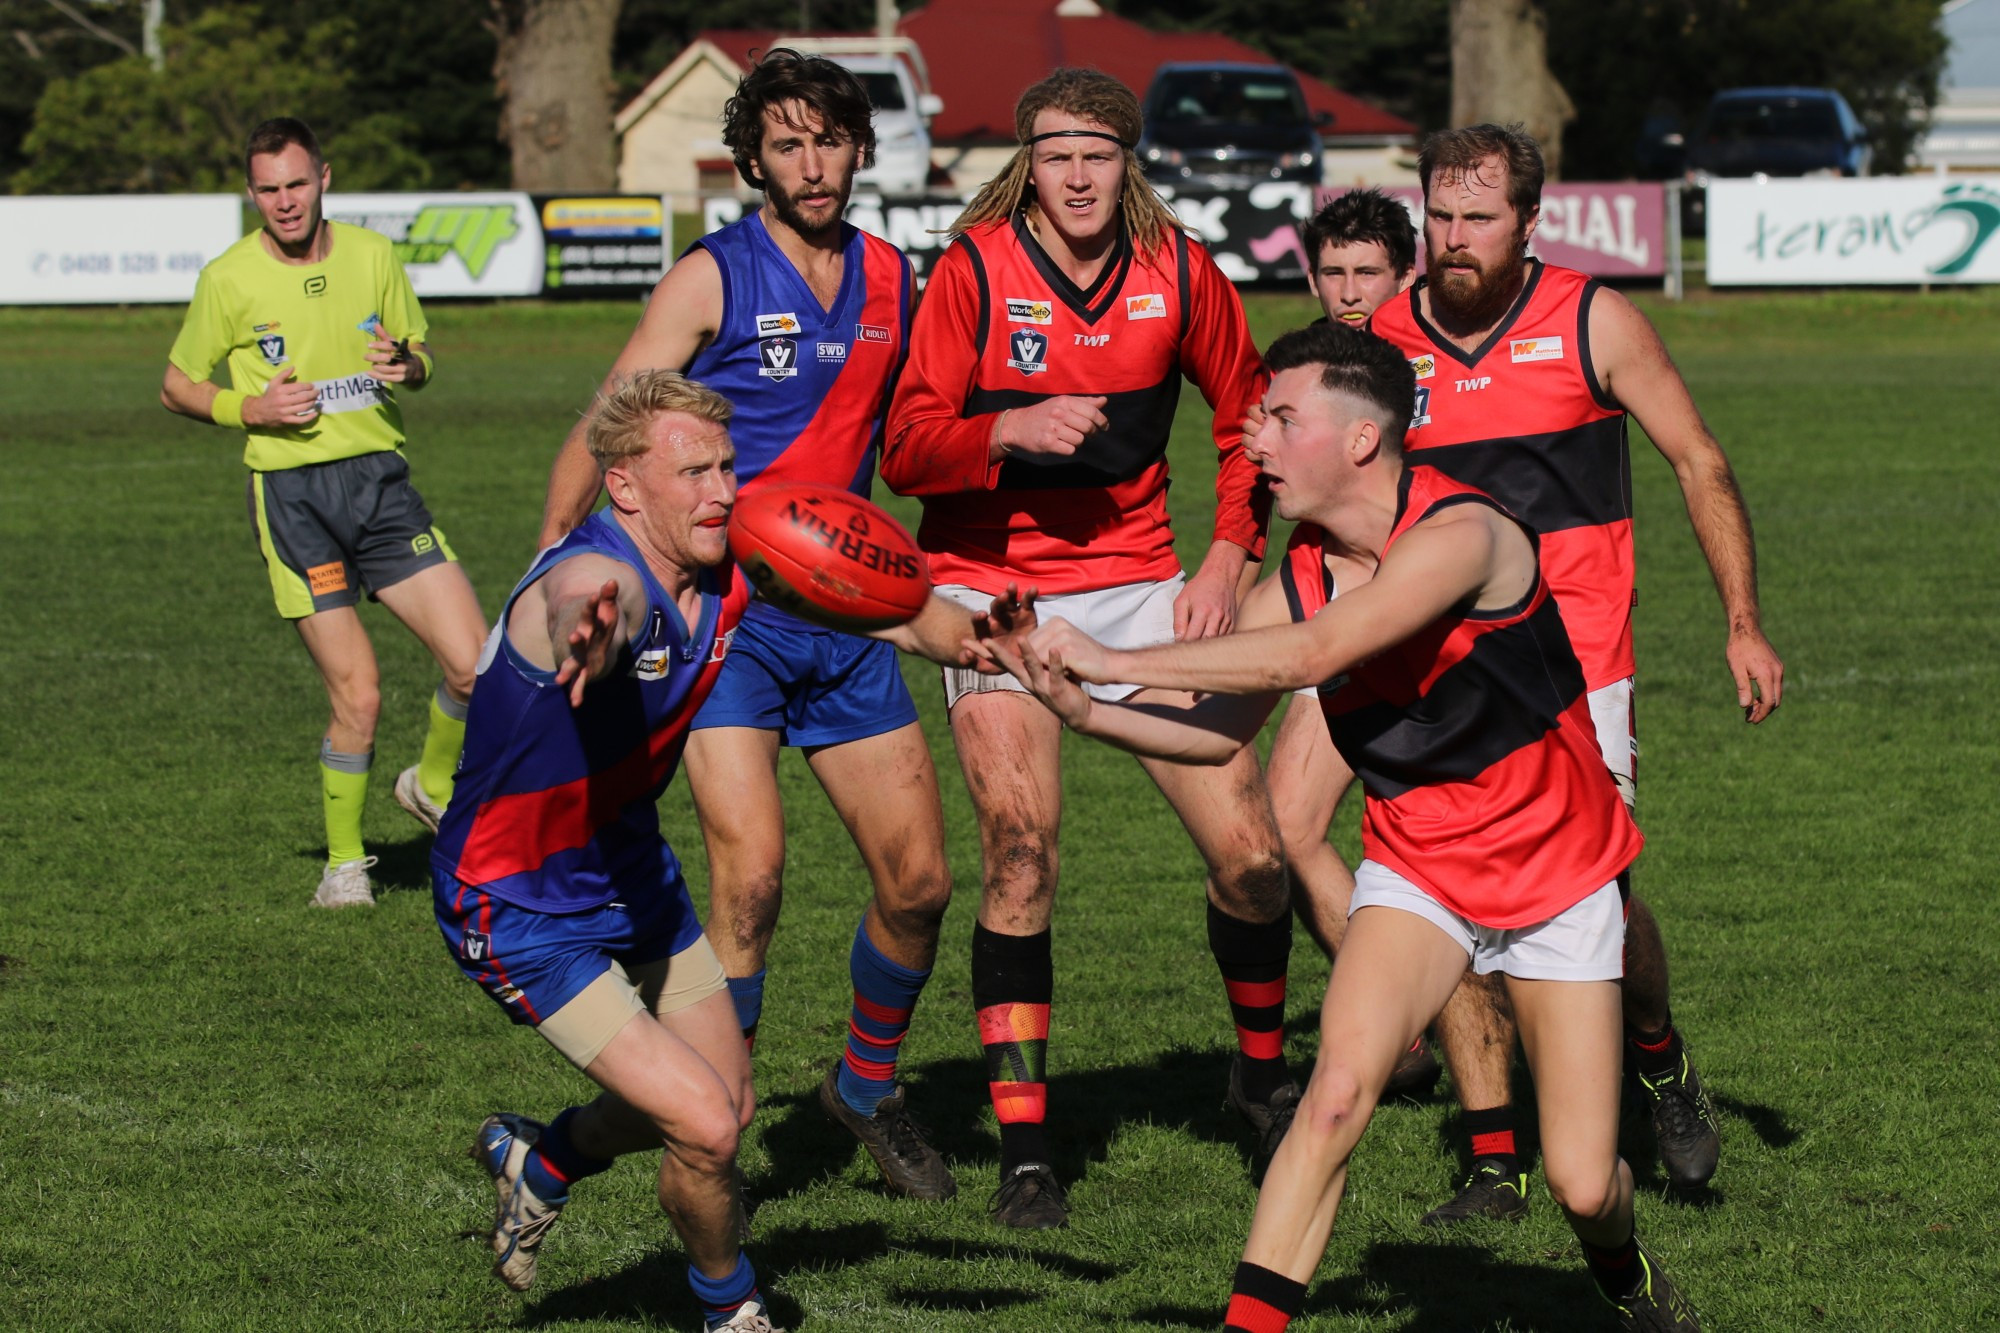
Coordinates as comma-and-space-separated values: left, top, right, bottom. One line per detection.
246, 450, 456, 619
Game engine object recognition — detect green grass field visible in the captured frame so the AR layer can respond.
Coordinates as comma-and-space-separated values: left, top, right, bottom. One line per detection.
2, 286, 1996, 1331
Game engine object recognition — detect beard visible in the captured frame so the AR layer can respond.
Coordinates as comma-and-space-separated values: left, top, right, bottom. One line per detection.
1427, 232, 1528, 330
766, 177, 850, 241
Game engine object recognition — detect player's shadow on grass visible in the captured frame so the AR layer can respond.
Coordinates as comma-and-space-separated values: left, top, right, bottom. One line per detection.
753, 1048, 1254, 1205
1128, 1240, 1618, 1332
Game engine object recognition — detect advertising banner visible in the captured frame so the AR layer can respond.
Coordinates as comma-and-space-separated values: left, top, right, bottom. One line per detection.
534, 195, 667, 296
324, 192, 545, 297
1316, 184, 1668, 278
0, 196, 240, 305
1706, 177, 2000, 285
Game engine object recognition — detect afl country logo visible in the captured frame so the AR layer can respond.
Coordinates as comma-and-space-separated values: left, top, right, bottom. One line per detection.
462, 928, 490, 962
1005, 298, 1053, 325
1007, 329, 1049, 375
257, 334, 287, 365
759, 337, 799, 380
1410, 354, 1436, 380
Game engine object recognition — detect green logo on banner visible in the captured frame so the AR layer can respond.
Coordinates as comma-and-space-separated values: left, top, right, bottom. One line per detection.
397, 204, 520, 279
1924, 183, 2000, 277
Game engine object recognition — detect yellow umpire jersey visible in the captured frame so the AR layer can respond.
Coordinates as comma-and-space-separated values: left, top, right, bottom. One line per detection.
169, 221, 428, 473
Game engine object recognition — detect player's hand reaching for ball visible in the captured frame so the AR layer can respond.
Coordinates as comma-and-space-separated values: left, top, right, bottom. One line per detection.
993, 395, 1110, 460
245, 365, 320, 427
554, 579, 626, 708
960, 583, 1039, 674
988, 632, 1094, 731
1024, 617, 1117, 686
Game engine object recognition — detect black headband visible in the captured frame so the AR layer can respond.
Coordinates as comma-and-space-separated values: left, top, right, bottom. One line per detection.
1025, 128, 1134, 150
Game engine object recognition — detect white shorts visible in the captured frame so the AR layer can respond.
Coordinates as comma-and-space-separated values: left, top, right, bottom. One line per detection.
938, 576, 1184, 707
1349, 859, 1626, 981
1587, 677, 1637, 810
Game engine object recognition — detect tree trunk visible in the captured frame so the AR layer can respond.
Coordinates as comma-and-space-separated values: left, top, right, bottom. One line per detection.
491, 0, 622, 191
1449, 0, 1576, 178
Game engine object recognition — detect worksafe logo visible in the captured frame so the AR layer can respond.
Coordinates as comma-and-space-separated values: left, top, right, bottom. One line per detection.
396, 204, 521, 279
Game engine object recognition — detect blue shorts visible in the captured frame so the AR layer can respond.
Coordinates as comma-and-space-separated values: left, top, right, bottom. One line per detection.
691, 605, 918, 747
434, 876, 704, 1031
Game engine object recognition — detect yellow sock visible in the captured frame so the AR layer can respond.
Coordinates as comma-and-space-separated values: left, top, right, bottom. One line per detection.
321, 740, 372, 867
418, 684, 468, 808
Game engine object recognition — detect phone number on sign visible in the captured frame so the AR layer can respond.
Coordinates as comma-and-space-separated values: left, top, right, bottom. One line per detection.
33, 252, 206, 276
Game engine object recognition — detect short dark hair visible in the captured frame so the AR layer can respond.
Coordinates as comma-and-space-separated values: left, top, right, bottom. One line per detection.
1263, 321, 1416, 455
244, 117, 322, 180
721, 48, 877, 191
1417, 123, 1544, 217
1300, 188, 1417, 277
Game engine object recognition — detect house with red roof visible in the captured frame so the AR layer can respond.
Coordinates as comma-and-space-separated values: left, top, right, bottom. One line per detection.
615, 0, 1417, 198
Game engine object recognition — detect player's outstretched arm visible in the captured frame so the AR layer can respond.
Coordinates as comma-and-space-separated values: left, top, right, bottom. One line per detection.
161, 362, 321, 428
504, 553, 648, 707
875, 584, 1038, 668
1591, 289, 1783, 722
539, 251, 724, 548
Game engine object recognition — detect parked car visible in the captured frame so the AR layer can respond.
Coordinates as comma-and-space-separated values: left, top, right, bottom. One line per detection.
1137, 62, 1325, 189
1682, 87, 1872, 233
830, 53, 944, 196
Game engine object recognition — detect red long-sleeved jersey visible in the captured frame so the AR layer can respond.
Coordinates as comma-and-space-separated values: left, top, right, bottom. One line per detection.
883, 214, 1267, 594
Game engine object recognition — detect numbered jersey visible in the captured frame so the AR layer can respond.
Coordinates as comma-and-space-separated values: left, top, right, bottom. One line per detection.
884, 215, 1267, 594
168, 222, 427, 472
1369, 261, 1634, 689
431, 511, 752, 914
1282, 466, 1642, 928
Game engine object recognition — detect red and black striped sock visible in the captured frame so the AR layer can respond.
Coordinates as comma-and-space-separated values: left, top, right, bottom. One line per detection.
1626, 1010, 1684, 1082
1461, 1104, 1519, 1173
973, 923, 1053, 1174
1224, 1260, 1307, 1333
1208, 902, 1293, 1104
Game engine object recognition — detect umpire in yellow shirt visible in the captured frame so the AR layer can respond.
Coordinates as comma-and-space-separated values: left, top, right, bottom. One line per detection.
163, 117, 486, 909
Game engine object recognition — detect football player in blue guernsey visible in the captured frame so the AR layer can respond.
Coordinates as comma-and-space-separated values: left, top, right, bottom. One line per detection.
444, 370, 1034, 1326
536, 49, 961, 1202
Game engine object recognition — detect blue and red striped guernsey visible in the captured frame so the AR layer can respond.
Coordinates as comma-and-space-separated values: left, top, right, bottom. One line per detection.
1369, 261, 1635, 690
1281, 465, 1642, 928
431, 511, 752, 913
685, 213, 911, 631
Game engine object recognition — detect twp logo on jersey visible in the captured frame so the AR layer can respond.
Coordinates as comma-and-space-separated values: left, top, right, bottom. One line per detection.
1510, 336, 1564, 363
395, 204, 521, 279
1006, 298, 1053, 325
757, 312, 802, 337
1410, 354, 1436, 380
257, 334, 287, 365
461, 928, 491, 962
1007, 329, 1050, 375
1074, 333, 1110, 347
759, 337, 799, 380
1125, 293, 1166, 320
1455, 376, 1492, 393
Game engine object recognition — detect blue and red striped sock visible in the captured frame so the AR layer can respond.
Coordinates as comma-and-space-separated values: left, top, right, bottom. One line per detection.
688, 1250, 761, 1329
836, 919, 930, 1117
523, 1107, 611, 1203
727, 969, 767, 1052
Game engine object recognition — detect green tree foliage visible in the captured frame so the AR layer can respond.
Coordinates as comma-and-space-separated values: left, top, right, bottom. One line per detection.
13, 4, 428, 194
0, 0, 144, 187
1545, 0, 1947, 178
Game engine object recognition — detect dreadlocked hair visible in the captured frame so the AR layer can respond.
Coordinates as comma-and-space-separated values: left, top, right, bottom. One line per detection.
949, 68, 1187, 255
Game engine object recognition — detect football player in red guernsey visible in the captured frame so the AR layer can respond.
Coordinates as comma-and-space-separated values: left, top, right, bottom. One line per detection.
1367, 123, 1785, 1211
987, 321, 1702, 1333
884, 69, 1294, 1228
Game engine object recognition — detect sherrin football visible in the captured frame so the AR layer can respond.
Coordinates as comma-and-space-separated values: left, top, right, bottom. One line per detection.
728, 483, 931, 632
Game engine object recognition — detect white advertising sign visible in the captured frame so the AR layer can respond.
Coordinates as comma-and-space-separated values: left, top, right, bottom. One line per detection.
1707, 177, 2000, 285
324, 192, 544, 297
0, 196, 240, 305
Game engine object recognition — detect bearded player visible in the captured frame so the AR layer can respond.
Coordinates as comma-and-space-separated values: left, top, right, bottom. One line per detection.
884, 69, 1294, 1228
538, 51, 958, 1201
1367, 123, 1784, 1210
989, 321, 1701, 1332
445, 370, 1033, 1324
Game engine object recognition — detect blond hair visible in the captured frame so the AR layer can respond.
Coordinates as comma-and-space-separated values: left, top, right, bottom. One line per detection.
587, 370, 733, 469
949, 68, 1187, 255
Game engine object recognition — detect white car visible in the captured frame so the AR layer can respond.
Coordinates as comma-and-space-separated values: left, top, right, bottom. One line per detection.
830, 54, 944, 197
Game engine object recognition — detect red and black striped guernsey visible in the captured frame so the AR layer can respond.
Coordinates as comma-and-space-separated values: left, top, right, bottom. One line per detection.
1369, 260, 1635, 691
1281, 466, 1642, 929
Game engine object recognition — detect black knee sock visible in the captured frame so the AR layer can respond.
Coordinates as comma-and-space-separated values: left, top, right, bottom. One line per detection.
1581, 1227, 1641, 1300
1626, 1009, 1684, 1082
1461, 1104, 1519, 1175
1225, 1260, 1307, 1332
972, 923, 1053, 1175
1207, 902, 1293, 1104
